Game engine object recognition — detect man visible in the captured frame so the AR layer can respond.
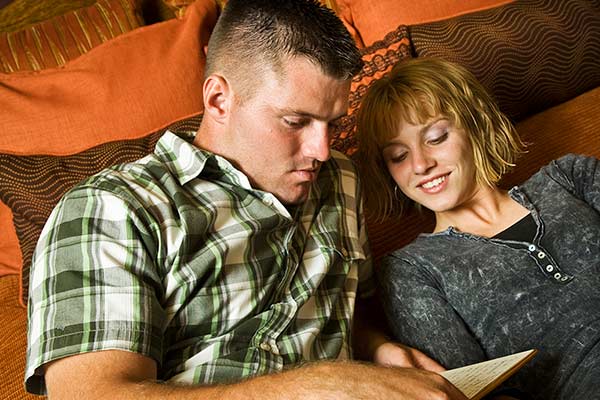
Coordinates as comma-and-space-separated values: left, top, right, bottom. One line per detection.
25, 1, 466, 398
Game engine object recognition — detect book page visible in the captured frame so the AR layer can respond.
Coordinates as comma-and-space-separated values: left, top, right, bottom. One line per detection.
440, 349, 537, 400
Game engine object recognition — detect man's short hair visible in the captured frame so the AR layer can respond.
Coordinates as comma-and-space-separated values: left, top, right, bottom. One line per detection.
205, 0, 363, 98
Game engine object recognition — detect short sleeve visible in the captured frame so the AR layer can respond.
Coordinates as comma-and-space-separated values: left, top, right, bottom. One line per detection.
25, 185, 166, 395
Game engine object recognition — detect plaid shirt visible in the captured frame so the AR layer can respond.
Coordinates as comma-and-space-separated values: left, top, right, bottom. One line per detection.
26, 131, 373, 394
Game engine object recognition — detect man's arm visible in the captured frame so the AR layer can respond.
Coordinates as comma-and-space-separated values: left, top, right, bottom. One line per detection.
45, 349, 468, 400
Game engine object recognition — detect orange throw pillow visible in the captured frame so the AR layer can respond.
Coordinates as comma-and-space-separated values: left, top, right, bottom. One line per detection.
335, 0, 515, 47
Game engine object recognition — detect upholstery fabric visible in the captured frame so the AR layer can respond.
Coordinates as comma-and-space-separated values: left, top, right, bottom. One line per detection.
0, 0, 96, 32
0, 115, 202, 306
0, 275, 38, 399
335, 0, 514, 47
409, 0, 600, 122
366, 86, 600, 264
332, 25, 412, 155
0, 0, 143, 73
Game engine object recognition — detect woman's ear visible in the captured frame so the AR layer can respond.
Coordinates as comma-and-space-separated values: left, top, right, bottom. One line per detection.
203, 74, 231, 123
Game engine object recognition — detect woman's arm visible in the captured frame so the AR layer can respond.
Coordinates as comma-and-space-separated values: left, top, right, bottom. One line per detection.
378, 254, 487, 370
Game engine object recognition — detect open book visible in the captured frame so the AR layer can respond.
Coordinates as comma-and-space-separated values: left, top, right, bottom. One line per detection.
440, 349, 537, 400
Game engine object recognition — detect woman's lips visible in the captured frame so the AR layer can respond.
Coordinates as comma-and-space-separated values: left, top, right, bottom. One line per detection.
418, 173, 449, 194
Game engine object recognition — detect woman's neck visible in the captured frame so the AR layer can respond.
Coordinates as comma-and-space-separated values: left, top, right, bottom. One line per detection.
433, 186, 530, 238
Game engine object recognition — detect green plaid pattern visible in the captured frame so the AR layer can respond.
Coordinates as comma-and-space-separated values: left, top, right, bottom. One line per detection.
25, 131, 373, 394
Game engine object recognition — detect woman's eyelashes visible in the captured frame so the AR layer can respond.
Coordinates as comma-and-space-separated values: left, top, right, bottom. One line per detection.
387, 132, 449, 164
427, 131, 449, 145
389, 152, 408, 164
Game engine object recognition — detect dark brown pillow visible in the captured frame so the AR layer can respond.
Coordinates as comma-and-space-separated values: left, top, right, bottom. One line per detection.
408, 0, 600, 121
0, 114, 202, 305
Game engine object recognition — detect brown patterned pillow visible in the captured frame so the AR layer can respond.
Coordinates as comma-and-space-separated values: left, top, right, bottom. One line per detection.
331, 24, 412, 155
0, 0, 143, 72
0, 114, 202, 306
408, 0, 600, 122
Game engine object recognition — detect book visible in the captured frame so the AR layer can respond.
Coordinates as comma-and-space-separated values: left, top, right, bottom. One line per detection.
440, 349, 537, 400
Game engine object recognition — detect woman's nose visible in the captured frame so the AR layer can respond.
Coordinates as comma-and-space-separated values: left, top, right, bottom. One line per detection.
411, 147, 435, 174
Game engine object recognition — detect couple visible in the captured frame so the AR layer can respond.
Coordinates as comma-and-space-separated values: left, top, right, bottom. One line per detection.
25, 0, 599, 399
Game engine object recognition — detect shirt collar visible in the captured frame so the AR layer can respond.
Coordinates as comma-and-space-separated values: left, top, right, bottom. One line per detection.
154, 130, 253, 189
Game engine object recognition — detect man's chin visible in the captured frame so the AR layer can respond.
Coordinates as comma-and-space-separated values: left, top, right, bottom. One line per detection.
276, 184, 312, 206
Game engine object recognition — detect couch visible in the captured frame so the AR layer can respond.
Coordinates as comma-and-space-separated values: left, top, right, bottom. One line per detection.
0, 0, 598, 398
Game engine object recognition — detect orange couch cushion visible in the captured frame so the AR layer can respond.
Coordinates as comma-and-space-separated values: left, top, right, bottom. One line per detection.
335, 0, 514, 47
0, 0, 143, 73
0, 0, 217, 305
0, 274, 39, 399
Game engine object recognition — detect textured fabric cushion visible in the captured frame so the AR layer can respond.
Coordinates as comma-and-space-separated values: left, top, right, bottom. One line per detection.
0, 115, 202, 306
366, 86, 600, 265
409, 0, 600, 122
331, 25, 412, 155
0, 0, 143, 73
335, 0, 513, 47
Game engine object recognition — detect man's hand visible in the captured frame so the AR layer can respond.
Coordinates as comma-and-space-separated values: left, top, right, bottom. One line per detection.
373, 340, 446, 373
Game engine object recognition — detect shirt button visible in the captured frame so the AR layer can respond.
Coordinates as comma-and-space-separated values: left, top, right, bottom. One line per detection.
554, 272, 562, 280
528, 244, 536, 251
264, 197, 273, 206
546, 265, 554, 272
260, 342, 271, 352
537, 252, 546, 259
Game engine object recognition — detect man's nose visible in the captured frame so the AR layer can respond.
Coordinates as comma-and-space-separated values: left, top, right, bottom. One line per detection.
303, 122, 331, 163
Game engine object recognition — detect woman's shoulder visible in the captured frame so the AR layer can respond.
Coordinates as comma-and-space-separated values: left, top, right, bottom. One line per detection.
520, 153, 599, 192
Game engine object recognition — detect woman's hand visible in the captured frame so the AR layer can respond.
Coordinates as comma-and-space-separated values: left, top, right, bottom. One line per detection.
373, 340, 446, 373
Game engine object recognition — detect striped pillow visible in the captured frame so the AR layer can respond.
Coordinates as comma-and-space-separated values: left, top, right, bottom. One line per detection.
0, 0, 143, 72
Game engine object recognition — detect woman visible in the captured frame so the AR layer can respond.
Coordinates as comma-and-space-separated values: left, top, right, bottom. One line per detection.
356, 58, 600, 399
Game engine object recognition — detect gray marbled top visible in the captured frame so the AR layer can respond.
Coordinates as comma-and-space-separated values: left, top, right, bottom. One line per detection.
379, 154, 600, 400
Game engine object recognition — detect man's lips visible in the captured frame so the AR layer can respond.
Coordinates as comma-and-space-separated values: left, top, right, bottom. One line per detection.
293, 168, 319, 182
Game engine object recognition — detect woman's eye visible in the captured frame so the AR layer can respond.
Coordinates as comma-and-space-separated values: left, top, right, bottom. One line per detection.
429, 131, 449, 145
390, 153, 408, 163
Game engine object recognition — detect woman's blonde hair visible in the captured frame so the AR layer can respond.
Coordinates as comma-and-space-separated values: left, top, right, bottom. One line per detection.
356, 58, 526, 221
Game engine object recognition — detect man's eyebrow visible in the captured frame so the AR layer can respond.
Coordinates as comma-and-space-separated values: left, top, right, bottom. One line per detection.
279, 107, 348, 122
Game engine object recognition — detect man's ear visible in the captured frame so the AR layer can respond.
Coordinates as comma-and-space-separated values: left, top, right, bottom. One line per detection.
203, 74, 231, 123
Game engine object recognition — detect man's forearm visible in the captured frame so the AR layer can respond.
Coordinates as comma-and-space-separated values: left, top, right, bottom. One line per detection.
46, 357, 466, 400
